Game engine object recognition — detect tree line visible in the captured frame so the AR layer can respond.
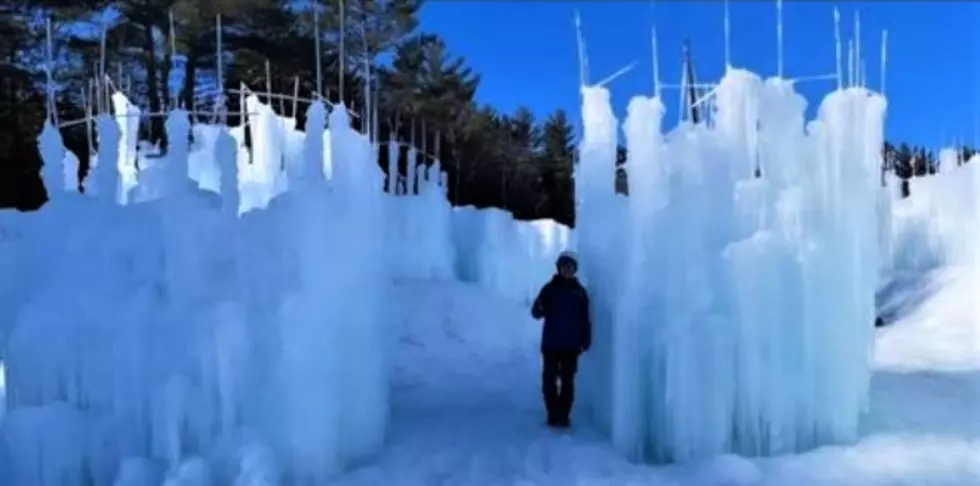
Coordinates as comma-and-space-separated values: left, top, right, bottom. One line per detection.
0, 0, 972, 225
881, 141, 976, 198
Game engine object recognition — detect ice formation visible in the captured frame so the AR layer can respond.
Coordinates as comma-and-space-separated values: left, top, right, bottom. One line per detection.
577, 68, 888, 462
0, 81, 578, 482
38, 121, 65, 202
114, 92, 141, 203
5, 67, 914, 481
86, 113, 122, 200
0, 95, 393, 486
388, 146, 455, 281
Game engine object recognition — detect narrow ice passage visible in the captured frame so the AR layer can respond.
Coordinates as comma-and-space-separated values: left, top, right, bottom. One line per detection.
331, 280, 653, 486
330, 273, 979, 486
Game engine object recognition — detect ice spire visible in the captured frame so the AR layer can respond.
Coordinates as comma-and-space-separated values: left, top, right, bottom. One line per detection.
38, 120, 66, 201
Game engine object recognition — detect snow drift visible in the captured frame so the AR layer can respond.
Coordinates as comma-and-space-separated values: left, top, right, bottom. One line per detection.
888, 152, 980, 273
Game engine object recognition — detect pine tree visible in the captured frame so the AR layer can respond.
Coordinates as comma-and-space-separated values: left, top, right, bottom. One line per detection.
537, 109, 575, 224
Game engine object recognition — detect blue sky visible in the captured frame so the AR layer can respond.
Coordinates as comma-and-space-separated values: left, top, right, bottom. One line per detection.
420, 1, 979, 148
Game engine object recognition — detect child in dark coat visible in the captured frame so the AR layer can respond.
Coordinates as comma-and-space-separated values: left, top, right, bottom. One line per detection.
531, 251, 591, 428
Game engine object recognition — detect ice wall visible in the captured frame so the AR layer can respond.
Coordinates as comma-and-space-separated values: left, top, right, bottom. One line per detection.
449, 207, 573, 304
0, 123, 69, 364
578, 69, 886, 462
0, 97, 390, 486
387, 148, 454, 280
1, 91, 571, 485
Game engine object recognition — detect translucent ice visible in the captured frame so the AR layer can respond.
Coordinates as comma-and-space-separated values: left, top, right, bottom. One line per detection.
577, 68, 886, 462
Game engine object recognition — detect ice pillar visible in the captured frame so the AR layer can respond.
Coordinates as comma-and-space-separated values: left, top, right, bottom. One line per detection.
112, 92, 141, 202
300, 101, 326, 184
165, 108, 194, 195
89, 114, 121, 203
37, 120, 66, 202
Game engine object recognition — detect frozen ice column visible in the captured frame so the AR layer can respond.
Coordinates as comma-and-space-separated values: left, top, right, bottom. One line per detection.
164, 108, 195, 195
327, 103, 389, 466
112, 92, 140, 202
574, 84, 623, 439
609, 94, 668, 461
216, 127, 240, 214
300, 100, 326, 184
87, 113, 121, 202
801, 86, 886, 445
576, 68, 888, 463
37, 120, 66, 201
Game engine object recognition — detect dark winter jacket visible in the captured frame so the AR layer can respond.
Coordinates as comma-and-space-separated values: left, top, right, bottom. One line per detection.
531, 275, 592, 352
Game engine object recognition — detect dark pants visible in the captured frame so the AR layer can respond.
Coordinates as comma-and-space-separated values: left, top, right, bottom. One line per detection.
542, 350, 580, 421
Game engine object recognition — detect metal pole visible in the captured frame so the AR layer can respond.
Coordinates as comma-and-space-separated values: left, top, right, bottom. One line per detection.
339, 0, 345, 104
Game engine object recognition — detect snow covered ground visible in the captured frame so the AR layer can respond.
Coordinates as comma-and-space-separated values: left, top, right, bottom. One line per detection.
330, 270, 979, 486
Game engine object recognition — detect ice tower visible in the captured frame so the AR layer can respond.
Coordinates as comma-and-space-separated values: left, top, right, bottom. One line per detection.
37, 121, 65, 201
577, 68, 886, 463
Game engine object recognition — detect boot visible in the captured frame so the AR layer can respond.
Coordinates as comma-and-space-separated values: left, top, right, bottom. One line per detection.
554, 404, 571, 428
547, 412, 560, 427
544, 395, 560, 427
555, 387, 573, 427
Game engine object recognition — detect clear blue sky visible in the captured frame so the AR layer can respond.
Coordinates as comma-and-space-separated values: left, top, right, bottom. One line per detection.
419, 1, 979, 148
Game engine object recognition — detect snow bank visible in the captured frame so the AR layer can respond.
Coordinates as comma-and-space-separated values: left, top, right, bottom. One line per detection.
0, 98, 389, 485
578, 70, 887, 463
889, 153, 980, 273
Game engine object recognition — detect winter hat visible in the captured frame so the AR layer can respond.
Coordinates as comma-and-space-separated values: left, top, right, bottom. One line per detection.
556, 250, 578, 269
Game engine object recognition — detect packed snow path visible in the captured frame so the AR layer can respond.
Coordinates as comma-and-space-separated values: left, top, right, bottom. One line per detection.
331, 273, 979, 486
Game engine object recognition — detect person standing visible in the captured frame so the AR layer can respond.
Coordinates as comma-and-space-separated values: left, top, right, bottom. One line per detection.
531, 251, 591, 428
